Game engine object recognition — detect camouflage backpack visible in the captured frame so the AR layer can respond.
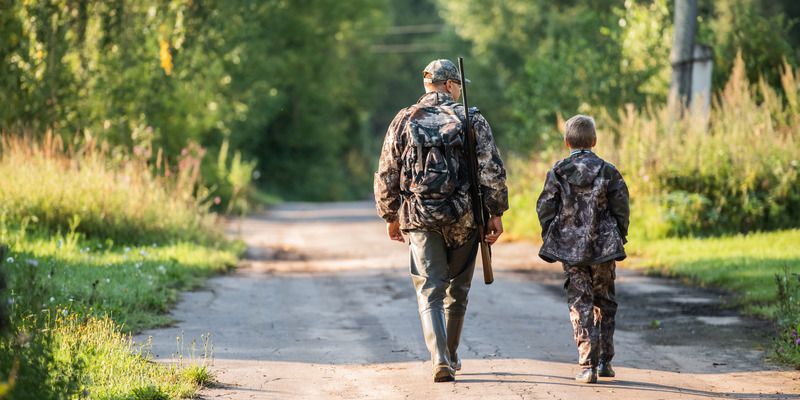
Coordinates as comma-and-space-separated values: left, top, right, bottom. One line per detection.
400, 102, 470, 228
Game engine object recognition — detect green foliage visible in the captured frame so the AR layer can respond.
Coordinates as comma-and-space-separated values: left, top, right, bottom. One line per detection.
774, 266, 800, 365
435, 0, 799, 156
602, 55, 800, 237
204, 139, 257, 215
436, 0, 668, 151
217, 0, 390, 200
181, 365, 213, 387
708, 0, 797, 91
502, 156, 546, 241
0, 134, 224, 245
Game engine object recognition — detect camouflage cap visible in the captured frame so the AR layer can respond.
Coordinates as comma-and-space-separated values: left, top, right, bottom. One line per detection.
422, 59, 471, 84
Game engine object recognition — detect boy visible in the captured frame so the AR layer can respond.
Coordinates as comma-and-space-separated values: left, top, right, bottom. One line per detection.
536, 115, 630, 383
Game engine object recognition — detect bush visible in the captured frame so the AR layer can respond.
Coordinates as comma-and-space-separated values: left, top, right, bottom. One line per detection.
203, 139, 258, 215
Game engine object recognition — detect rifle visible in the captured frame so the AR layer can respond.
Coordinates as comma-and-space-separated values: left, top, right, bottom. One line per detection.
458, 57, 494, 285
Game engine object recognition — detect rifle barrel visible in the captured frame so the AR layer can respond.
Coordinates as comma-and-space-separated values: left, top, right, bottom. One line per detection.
458, 57, 494, 285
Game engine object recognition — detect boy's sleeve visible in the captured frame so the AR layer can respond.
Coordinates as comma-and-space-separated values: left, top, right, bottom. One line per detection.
607, 168, 630, 242
536, 169, 560, 238
472, 112, 509, 216
373, 110, 408, 223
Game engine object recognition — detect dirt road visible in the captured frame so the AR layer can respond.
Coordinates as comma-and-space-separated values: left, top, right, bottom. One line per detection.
138, 202, 799, 399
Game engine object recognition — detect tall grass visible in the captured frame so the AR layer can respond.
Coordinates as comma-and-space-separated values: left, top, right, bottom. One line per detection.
0, 134, 221, 245
600, 52, 800, 238
506, 53, 800, 241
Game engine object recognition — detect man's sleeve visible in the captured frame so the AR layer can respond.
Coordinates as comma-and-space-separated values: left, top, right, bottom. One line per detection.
607, 168, 630, 242
472, 112, 509, 216
536, 169, 560, 238
373, 110, 407, 223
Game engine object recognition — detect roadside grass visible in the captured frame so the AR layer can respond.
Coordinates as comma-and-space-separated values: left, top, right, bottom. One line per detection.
629, 230, 800, 316
628, 229, 800, 365
2, 228, 241, 398
0, 134, 246, 398
4, 229, 242, 332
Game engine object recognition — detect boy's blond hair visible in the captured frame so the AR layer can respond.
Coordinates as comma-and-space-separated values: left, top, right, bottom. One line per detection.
564, 115, 596, 149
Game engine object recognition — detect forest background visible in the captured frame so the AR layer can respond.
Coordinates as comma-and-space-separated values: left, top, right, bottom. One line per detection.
2, 0, 796, 203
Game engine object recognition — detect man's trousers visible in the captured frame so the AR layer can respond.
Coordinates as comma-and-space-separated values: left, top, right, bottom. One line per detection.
408, 230, 478, 369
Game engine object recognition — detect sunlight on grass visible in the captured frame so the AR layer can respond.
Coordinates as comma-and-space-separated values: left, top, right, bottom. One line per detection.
629, 229, 800, 317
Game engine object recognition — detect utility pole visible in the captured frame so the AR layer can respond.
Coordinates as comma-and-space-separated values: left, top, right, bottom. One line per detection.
669, 0, 698, 110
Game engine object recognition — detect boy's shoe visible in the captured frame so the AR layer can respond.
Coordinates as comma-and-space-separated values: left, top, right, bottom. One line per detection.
574, 367, 597, 383
451, 357, 461, 372
433, 365, 455, 383
597, 361, 615, 377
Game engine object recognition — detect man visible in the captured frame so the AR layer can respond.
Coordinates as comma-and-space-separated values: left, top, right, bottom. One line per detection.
374, 59, 508, 382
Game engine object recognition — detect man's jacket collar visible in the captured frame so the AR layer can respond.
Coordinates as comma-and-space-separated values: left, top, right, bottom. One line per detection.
417, 91, 455, 106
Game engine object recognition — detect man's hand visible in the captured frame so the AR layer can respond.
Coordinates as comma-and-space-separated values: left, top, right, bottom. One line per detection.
387, 221, 404, 242
484, 215, 503, 244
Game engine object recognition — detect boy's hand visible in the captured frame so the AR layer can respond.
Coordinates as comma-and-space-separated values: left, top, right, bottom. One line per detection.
485, 216, 504, 244
387, 221, 405, 242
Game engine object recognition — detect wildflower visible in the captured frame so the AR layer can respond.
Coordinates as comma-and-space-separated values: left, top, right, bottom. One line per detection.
69, 298, 74, 302
56, 239, 63, 248
82, 389, 90, 398
5, 257, 14, 264
7, 298, 14, 305
139, 249, 148, 257
97, 243, 103, 249
152, 243, 157, 248
124, 247, 131, 253
214, 196, 222, 205
49, 297, 55, 303
105, 278, 111, 284
25, 259, 38, 267
795, 338, 800, 346
61, 309, 68, 317
158, 265, 167, 274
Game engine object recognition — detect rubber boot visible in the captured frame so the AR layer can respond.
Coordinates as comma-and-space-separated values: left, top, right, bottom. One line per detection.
597, 360, 615, 377
446, 314, 464, 372
420, 309, 454, 382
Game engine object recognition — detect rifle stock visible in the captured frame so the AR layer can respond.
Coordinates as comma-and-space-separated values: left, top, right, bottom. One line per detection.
458, 57, 494, 285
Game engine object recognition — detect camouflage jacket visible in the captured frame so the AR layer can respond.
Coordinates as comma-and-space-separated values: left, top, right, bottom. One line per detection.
536, 151, 629, 266
374, 91, 508, 248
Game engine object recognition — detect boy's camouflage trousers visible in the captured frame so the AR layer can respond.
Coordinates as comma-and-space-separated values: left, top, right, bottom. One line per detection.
564, 261, 617, 368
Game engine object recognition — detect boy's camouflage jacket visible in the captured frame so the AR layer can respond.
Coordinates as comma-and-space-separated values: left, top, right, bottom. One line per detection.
374, 91, 508, 248
536, 151, 629, 266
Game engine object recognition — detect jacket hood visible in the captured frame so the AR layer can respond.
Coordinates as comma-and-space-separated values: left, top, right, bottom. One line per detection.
555, 152, 603, 187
